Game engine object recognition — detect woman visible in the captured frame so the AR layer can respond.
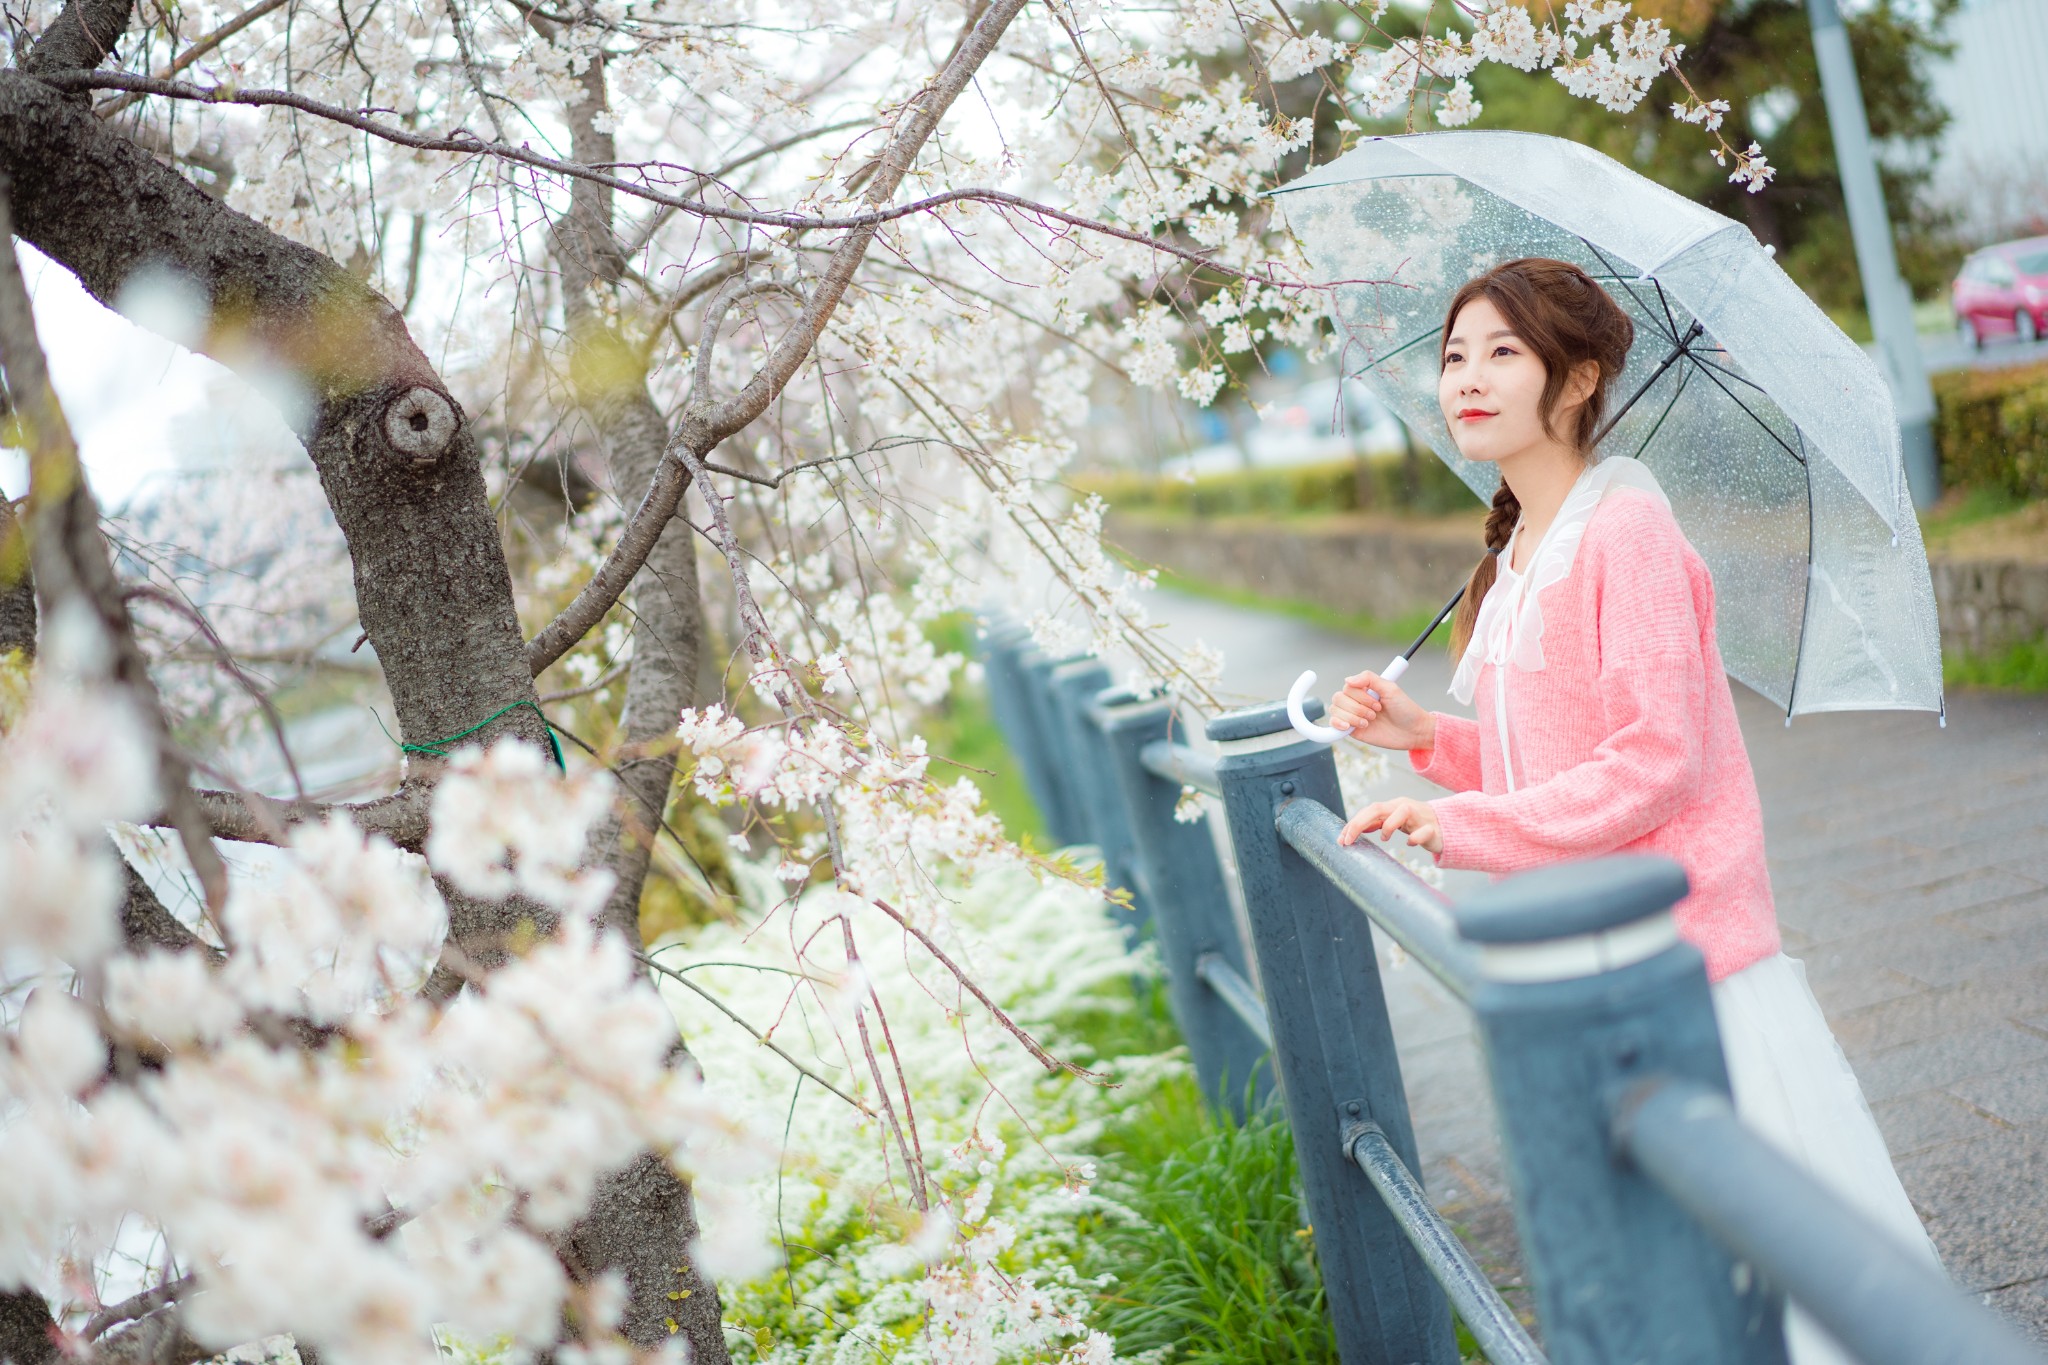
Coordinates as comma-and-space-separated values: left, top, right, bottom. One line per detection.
1328, 257, 1939, 1364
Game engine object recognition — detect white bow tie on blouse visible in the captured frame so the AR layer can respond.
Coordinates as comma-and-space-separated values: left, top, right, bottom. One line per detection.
1447, 455, 1673, 714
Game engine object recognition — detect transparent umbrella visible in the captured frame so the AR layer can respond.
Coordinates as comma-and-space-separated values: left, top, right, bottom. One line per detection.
1268, 130, 1943, 733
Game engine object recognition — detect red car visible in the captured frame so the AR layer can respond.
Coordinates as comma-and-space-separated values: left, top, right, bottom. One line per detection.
1953, 236, 2048, 348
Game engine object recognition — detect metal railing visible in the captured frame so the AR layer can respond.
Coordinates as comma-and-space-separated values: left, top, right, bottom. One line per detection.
980, 620, 2042, 1365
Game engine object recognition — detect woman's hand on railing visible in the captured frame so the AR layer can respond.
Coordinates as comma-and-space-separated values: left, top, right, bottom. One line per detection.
1329, 671, 1436, 752
1339, 797, 1443, 857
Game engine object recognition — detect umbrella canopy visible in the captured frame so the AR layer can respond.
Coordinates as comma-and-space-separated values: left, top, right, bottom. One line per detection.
1272, 130, 1943, 718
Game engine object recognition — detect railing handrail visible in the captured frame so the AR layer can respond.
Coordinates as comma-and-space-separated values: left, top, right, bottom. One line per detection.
1137, 736, 1221, 798
1617, 1077, 2041, 1365
1193, 952, 1272, 1050
1274, 798, 1482, 1001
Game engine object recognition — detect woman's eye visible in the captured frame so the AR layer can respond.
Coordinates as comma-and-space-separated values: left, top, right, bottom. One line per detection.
1493, 345, 1517, 358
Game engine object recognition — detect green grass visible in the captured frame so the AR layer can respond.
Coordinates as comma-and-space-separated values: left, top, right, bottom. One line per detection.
1919, 483, 2034, 540
1946, 636, 2048, 692
918, 613, 1048, 843
1083, 1091, 1341, 1365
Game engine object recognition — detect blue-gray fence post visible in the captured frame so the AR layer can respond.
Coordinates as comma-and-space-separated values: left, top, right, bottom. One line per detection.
1045, 662, 1148, 944
1018, 646, 1090, 846
1092, 692, 1273, 1118
1455, 857, 1788, 1365
1210, 701, 1458, 1365
976, 621, 1071, 842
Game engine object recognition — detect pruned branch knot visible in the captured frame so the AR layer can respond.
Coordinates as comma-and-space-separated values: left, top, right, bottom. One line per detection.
383, 386, 458, 462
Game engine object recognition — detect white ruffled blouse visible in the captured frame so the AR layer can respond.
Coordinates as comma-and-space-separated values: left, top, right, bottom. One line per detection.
1447, 456, 1672, 788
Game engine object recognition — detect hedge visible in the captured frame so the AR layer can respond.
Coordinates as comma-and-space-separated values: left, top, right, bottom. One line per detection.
1085, 367, 2048, 520
1933, 360, 2048, 500
1079, 451, 1479, 520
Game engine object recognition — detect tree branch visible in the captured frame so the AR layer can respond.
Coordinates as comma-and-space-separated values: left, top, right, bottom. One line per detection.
96, 0, 290, 117
526, 0, 1038, 676
0, 67, 556, 787
0, 177, 231, 914
635, 951, 872, 1115
172, 782, 433, 849
84, 1274, 194, 1342
32, 71, 1305, 290
25, 0, 133, 75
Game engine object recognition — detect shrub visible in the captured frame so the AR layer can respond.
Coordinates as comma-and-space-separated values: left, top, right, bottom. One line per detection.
1932, 361, 2048, 499
1078, 453, 1478, 522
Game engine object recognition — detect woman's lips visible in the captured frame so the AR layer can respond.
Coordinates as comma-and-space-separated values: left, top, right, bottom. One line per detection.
1456, 408, 1495, 421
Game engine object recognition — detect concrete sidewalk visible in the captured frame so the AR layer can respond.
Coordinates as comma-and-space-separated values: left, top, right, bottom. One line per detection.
1146, 590, 2048, 1338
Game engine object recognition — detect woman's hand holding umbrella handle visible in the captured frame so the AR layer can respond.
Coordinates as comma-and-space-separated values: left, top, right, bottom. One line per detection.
1330, 669, 1436, 752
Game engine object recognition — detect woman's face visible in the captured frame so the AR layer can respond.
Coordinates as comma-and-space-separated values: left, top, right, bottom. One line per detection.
1437, 296, 1558, 465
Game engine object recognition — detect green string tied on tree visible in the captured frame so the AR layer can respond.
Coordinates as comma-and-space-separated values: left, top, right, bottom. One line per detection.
398, 698, 565, 773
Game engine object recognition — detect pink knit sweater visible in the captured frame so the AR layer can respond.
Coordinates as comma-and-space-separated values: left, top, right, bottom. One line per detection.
1411, 490, 1781, 982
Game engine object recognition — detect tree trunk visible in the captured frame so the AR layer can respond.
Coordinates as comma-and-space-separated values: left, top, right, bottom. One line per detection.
541, 49, 727, 1363
0, 1288, 61, 1365
0, 494, 32, 657
0, 75, 554, 810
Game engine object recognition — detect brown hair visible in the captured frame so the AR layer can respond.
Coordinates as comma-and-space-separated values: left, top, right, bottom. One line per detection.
1444, 258, 1635, 663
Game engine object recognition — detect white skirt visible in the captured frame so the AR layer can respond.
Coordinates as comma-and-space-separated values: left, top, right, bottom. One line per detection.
1712, 953, 1944, 1365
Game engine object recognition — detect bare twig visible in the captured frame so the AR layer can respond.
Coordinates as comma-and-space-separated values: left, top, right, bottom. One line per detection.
634, 950, 872, 1115
840, 915, 927, 1210
124, 582, 306, 800
688, 275, 803, 412
870, 897, 1106, 1083
96, 0, 289, 116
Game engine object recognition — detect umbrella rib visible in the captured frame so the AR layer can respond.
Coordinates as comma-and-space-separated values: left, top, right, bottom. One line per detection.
1625, 356, 1695, 460
1649, 277, 1687, 346
1580, 239, 1682, 346
1785, 427, 1817, 720
1681, 355, 1808, 467
1682, 349, 1774, 397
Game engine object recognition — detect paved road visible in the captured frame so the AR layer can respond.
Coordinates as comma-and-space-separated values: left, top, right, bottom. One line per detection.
1917, 328, 2048, 376
1144, 589, 2048, 1338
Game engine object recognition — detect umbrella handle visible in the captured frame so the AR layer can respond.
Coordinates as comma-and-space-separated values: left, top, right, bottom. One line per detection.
1285, 656, 1409, 745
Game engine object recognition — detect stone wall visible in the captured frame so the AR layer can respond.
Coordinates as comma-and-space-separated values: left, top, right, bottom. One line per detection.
1110, 510, 1487, 626
1931, 559, 2048, 655
1113, 511, 2048, 657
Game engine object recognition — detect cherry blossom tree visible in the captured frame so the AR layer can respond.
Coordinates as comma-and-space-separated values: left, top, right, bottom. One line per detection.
0, 0, 1763, 1361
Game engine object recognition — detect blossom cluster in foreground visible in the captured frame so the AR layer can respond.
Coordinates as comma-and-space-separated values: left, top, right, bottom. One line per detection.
1, 630, 766, 1364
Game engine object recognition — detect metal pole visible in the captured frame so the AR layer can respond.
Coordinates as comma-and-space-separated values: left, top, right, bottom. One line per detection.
1808, 0, 1942, 507
1210, 700, 1457, 1365
1456, 857, 1788, 1365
